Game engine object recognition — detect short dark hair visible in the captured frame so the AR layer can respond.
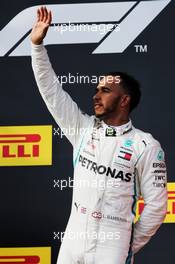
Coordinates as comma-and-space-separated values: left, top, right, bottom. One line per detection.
107, 71, 141, 112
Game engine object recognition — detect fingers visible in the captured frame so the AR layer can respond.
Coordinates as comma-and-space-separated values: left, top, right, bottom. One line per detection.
37, 6, 52, 25
40, 6, 44, 21
37, 9, 40, 22
37, 6, 44, 22
46, 10, 52, 25
43, 6, 48, 23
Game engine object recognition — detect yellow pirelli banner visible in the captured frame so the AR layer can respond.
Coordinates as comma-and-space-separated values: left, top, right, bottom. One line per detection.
0, 247, 51, 263
135, 182, 175, 223
0, 126, 52, 166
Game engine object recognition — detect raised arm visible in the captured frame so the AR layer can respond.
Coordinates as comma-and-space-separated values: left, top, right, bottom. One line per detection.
30, 7, 92, 146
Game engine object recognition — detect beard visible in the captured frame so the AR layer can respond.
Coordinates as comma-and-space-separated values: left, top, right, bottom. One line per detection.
94, 96, 121, 119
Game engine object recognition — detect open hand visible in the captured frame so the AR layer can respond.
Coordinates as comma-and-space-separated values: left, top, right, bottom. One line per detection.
31, 6, 52, 45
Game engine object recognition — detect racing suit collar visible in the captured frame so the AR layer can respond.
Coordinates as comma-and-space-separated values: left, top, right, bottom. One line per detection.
100, 119, 133, 136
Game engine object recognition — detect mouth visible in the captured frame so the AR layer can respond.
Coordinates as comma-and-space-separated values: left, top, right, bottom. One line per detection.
94, 103, 103, 109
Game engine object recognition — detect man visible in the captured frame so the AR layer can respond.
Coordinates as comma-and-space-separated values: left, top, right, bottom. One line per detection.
30, 6, 167, 264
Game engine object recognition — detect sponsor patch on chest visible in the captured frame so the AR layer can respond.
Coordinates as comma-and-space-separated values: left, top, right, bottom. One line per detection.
113, 144, 135, 170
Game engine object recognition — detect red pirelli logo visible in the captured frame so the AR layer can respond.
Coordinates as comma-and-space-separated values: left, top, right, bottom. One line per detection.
0, 247, 51, 263
1, 134, 41, 158
0, 256, 40, 263
0, 126, 52, 166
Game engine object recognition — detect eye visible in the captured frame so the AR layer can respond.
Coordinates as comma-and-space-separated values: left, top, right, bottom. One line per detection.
102, 87, 110, 92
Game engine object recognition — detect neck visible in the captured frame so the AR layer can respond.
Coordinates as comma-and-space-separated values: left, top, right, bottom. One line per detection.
102, 112, 130, 126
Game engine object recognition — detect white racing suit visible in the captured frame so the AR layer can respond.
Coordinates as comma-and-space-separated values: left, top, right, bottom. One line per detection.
31, 43, 167, 264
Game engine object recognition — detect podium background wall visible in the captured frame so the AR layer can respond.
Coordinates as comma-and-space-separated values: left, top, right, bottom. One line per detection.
0, 0, 174, 263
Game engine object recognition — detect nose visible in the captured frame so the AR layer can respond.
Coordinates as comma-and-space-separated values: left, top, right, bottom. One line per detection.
93, 91, 100, 102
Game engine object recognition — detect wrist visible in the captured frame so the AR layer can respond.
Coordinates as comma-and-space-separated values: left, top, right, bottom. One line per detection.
31, 40, 43, 45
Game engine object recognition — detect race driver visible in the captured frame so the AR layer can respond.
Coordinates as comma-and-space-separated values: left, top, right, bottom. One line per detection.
30, 6, 167, 264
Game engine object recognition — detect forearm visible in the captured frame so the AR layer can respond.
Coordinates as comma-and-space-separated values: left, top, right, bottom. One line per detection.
132, 196, 167, 253
31, 42, 60, 97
